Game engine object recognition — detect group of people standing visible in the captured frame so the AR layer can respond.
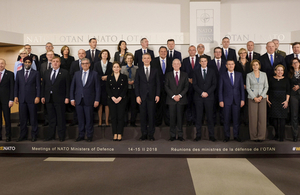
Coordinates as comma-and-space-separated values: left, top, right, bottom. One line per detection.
0, 37, 299, 143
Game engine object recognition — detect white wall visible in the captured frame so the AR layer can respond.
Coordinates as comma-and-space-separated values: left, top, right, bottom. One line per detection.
0, 0, 299, 60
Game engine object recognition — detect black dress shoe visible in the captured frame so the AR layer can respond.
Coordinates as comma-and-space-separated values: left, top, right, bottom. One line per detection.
31, 137, 37, 142
139, 135, 147, 141
87, 137, 92, 142
17, 137, 27, 142
69, 122, 78, 126
43, 122, 49, 126
223, 137, 230, 142
118, 138, 122, 141
209, 136, 216, 142
113, 138, 118, 141
169, 137, 176, 141
44, 138, 53, 141
272, 135, 279, 140
130, 123, 137, 127
59, 138, 65, 142
234, 137, 241, 142
6, 137, 11, 142
177, 137, 185, 141
293, 136, 298, 142
149, 136, 155, 141
0, 137, 2, 141
194, 136, 201, 141
75, 137, 84, 142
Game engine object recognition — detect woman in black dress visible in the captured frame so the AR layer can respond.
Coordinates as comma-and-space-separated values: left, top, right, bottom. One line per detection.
94, 49, 112, 127
60, 45, 75, 72
267, 65, 290, 141
288, 58, 300, 142
106, 62, 128, 141
113, 40, 128, 66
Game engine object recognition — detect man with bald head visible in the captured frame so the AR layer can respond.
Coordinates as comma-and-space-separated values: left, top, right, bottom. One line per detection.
69, 49, 87, 126
164, 59, 189, 141
260, 41, 286, 78
197, 44, 211, 61
246, 41, 260, 62
0, 58, 14, 142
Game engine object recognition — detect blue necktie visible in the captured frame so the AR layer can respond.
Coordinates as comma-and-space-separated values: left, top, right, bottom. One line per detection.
230, 72, 233, 86
82, 72, 87, 86
270, 54, 274, 66
51, 70, 56, 84
225, 50, 228, 59
143, 50, 146, 54
162, 60, 166, 74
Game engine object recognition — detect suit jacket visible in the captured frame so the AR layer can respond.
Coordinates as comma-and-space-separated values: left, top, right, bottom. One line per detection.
276, 49, 286, 58
121, 65, 138, 89
168, 50, 182, 61
39, 53, 59, 65
40, 61, 52, 79
165, 71, 189, 105
106, 74, 128, 99
86, 49, 101, 70
260, 53, 286, 78
93, 61, 113, 87
208, 59, 227, 81
0, 69, 14, 104
114, 51, 128, 66
193, 67, 217, 101
219, 71, 245, 106
197, 54, 212, 62
60, 55, 75, 72
18, 53, 39, 69
70, 70, 100, 106
222, 48, 237, 63
285, 53, 297, 71
151, 57, 173, 87
246, 51, 260, 62
15, 69, 40, 104
134, 66, 160, 101
42, 68, 70, 103
134, 49, 155, 67
234, 61, 251, 85
246, 71, 268, 99
69, 60, 82, 82
181, 56, 200, 78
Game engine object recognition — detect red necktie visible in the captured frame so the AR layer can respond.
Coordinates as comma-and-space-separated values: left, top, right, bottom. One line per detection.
191, 57, 195, 69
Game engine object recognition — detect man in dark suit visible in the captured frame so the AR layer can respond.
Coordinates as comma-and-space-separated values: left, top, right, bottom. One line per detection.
70, 58, 100, 142
68, 49, 87, 126
219, 60, 245, 142
135, 53, 160, 141
85, 38, 101, 70
273, 39, 286, 58
17, 44, 39, 69
285, 42, 300, 71
165, 59, 189, 141
197, 44, 211, 61
134, 38, 155, 67
246, 41, 260, 62
167, 39, 182, 62
181, 45, 199, 126
151, 46, 172, 126
193, 56, 217, 142
208, 47, 227, 125
39, 42, 59, 65
14, 56, 40, 142
260, 41, 286, 78
221, 37, 237, 63
0, 58, 14, 142
41, 57, 70, 142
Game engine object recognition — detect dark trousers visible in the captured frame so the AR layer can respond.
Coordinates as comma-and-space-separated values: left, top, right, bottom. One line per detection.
273, 118, 286, 140
0, 103, 11, 138
169, 104, 185, 138
223, 102, 240, 138
195, 99, 215, 137
76, 99, 94, 139
214, 92, 224, 125
240, 90, 249, 124
46, 96, 66, 139
185, 85, 196, 123
19, 102, 38, 138
140, 95, 156, 136
125, 89, 137, 124
155, 90, 170, 126
109, 98, 126, 135
290, 95, 300, 136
